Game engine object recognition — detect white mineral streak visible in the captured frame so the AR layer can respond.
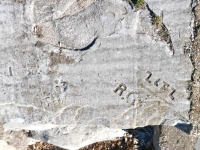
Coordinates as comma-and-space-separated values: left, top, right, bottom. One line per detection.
0, 0, 193, 149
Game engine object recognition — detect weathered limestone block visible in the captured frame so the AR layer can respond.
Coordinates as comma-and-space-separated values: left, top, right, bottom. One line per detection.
0, 0, 194, 149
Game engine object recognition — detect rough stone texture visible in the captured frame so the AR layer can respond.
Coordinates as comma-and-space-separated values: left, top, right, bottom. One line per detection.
153, 126, 194, 150
189, 1, 200, 139
80, 126, 154, 150
27, 141, 65, 150
0, 0, 195, 149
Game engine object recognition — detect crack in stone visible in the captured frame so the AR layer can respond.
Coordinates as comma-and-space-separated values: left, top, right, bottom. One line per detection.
146, 3, 175, 55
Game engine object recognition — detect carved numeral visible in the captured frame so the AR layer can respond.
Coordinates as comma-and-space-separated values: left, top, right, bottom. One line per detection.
154, 78, 160, 86
169, 87, 175, 100
145, 71, 152, 83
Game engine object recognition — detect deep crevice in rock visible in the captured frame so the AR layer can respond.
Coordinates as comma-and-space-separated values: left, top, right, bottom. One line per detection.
146, 3, 175, 55
188, 0, 200, 138
125, 0, 175, 55
80, 126, 155, 150
75, 37, 98, 51
79, 124, 193, 150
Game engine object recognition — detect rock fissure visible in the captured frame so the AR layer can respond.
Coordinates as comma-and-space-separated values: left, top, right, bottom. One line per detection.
145, 3, 175, 55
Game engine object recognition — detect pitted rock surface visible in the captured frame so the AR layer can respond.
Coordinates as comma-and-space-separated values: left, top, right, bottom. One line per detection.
0, 0, 194, 149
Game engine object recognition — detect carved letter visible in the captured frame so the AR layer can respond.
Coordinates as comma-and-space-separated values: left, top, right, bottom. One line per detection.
114, 83, 127, 96
145, 71, 152, 83
126, 91, 135, 98
126, 91, 137, 105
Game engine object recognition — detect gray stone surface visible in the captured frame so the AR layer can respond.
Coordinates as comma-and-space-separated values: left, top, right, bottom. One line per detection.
153, 126, 194, 150
0, 0, 194, 149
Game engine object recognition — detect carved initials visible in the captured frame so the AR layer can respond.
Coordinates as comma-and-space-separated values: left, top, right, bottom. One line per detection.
113, 83, 127, 96
114, 71, 177, 101
145, 71, 152, 83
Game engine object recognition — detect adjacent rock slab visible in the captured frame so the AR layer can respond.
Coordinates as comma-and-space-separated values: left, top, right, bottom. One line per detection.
153, 126, 194, 150
0, 0, 193, 149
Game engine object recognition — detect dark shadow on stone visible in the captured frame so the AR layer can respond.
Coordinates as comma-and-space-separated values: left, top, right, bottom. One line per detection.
42, 131, 49, 141
76, 37, 98, 51
29, 130, 36, 137
175, 123, 193, 134
123, 125, 155, 150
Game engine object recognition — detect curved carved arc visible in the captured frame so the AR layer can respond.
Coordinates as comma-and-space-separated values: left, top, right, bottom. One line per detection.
126, 91, 138, 105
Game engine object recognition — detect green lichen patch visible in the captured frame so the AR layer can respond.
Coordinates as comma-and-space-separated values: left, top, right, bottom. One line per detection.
152, 14, 163, 28
125, 0, 145, 9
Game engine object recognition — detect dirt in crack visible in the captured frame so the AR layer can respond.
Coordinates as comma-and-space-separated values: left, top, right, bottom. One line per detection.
146, 4, 175, 55
188, 1, 200, 137
125, 0, 174, 55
